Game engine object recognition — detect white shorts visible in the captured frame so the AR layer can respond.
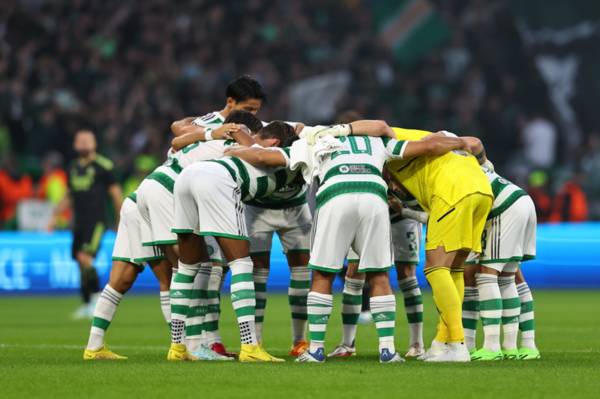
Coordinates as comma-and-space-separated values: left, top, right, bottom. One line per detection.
309, 194, 393, 273
137, 179, 177, 246
347, 218, 421, 264
246, 204, 311, 255
467, 195, 537, 272
112, 198, 165, 265
172, 162, 248, 240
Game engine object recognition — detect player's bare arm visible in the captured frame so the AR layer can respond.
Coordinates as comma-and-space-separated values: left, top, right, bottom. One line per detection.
402, 135, 471, 159
170, 117, 201, 136
171, 123, 241, 150
224, 147, 287, 168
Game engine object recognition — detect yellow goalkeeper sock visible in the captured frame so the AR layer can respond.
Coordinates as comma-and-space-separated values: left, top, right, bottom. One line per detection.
451, 267, 465, 303
426, 266, 464, 343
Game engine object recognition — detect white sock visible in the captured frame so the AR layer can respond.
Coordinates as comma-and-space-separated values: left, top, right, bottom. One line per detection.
229, 257, 257, 345
159, 291, 171, 324
398, 276, 424, 348
341, 277, 364, 347
370, 294, 396, 354
307, 291, 333, 353
253, 267, 269, 343
289, 266, 310, 343
170, 261, 199, 344
204, 266, 223, 345
462, 286, 479, 351
86, 285, 123, 350
499, 275, 520, 351
477, 274, 502, 352
517, 281, 537, 349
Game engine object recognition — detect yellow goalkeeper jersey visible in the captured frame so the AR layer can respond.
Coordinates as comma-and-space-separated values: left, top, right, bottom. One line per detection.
385, 127, 492, 212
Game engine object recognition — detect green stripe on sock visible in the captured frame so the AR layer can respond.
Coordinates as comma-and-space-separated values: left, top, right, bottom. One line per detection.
174, 273, 195, 283
521, 301, 534, 312
342, 294, 362, 305
407, 312, 423, 323
503, 297, 520, 309
376, 327, 395, 338
234, 306, 255, 318
502, 316, 519, 324
171, 305, 188, 316
290, 280, 310, 289
289, 295, 307, 306
479, 299, 502, 311
231, 273, 253, 284
342, 314, 359, 324
462, 317, 478, 329
292, 312, 308, 320
203, 320, 218, 331
185, 324, 204, 336
231, 289, 256, 301
403, 295, 423, 306
519, 319, 535, 331
310, 331, 326, 341
255, 316, 264, 323
254, 282, 267, 291
92, 317, 110, 330
463, 300, 480, 311
481, 317, 501, 326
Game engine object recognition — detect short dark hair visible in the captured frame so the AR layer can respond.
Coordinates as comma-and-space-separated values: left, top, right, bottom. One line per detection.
224, 110, 263, 133
225, 75, 267, 103
258, 121, 296, 147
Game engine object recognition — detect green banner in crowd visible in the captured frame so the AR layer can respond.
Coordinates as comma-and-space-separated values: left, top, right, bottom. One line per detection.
375, 0, 451, 67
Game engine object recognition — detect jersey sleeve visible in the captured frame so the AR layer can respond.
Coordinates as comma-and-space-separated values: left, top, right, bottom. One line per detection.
271, 147, 291, 168
96, 156, 117, 186
382, 137, 408, 159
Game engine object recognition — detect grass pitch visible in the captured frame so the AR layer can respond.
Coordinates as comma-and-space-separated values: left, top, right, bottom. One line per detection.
1, 290, 599, 399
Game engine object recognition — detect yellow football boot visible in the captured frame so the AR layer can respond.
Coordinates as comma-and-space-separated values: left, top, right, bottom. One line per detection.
83, 346, 127, 360
167, 343, 198, 361
239, 344, 285, 362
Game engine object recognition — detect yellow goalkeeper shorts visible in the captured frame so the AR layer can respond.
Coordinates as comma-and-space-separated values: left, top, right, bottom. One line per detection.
426, 192, 492, 253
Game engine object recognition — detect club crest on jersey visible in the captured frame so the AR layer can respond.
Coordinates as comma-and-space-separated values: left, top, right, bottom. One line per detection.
339, 165, 350, 174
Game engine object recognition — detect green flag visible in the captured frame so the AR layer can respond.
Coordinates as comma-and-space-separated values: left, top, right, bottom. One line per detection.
375, 0, 451, 67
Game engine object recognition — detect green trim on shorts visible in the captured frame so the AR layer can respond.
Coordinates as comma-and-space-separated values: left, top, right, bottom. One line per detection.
171, 228, 195, 234
111, 256, 132, 263
142, 239, 178, 247
308, 263, 340, 273
198, 231, 249, 241
479, 256, 525, 265
522, 254, 536, 262
358, 265, 394, 272
132, 255, 166, 263
464, 260, 478, 265
394, 259, 419, 265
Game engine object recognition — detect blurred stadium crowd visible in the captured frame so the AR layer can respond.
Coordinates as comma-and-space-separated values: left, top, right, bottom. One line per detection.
0, 0, 598, 229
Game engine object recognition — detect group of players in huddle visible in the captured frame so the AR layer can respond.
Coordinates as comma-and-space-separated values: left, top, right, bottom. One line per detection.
82, 76, 541, 363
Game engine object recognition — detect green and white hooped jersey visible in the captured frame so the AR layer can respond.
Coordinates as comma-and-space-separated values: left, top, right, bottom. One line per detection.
486, 170, 529, 219
290, 136, 406, 209
209, 148, 297, 202
143, 140, 237, 194
192, 111, 225, 128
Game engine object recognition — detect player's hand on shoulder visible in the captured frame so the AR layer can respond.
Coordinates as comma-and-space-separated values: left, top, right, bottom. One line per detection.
213, 123, 239, 140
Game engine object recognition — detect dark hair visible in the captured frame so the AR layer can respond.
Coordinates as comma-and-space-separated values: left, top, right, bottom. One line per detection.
224, 110, 263, 133
258, 121, 296, 147
225, 75, 267, 103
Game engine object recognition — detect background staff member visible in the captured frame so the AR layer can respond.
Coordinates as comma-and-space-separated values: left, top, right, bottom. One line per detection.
49, 130, 122, 319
